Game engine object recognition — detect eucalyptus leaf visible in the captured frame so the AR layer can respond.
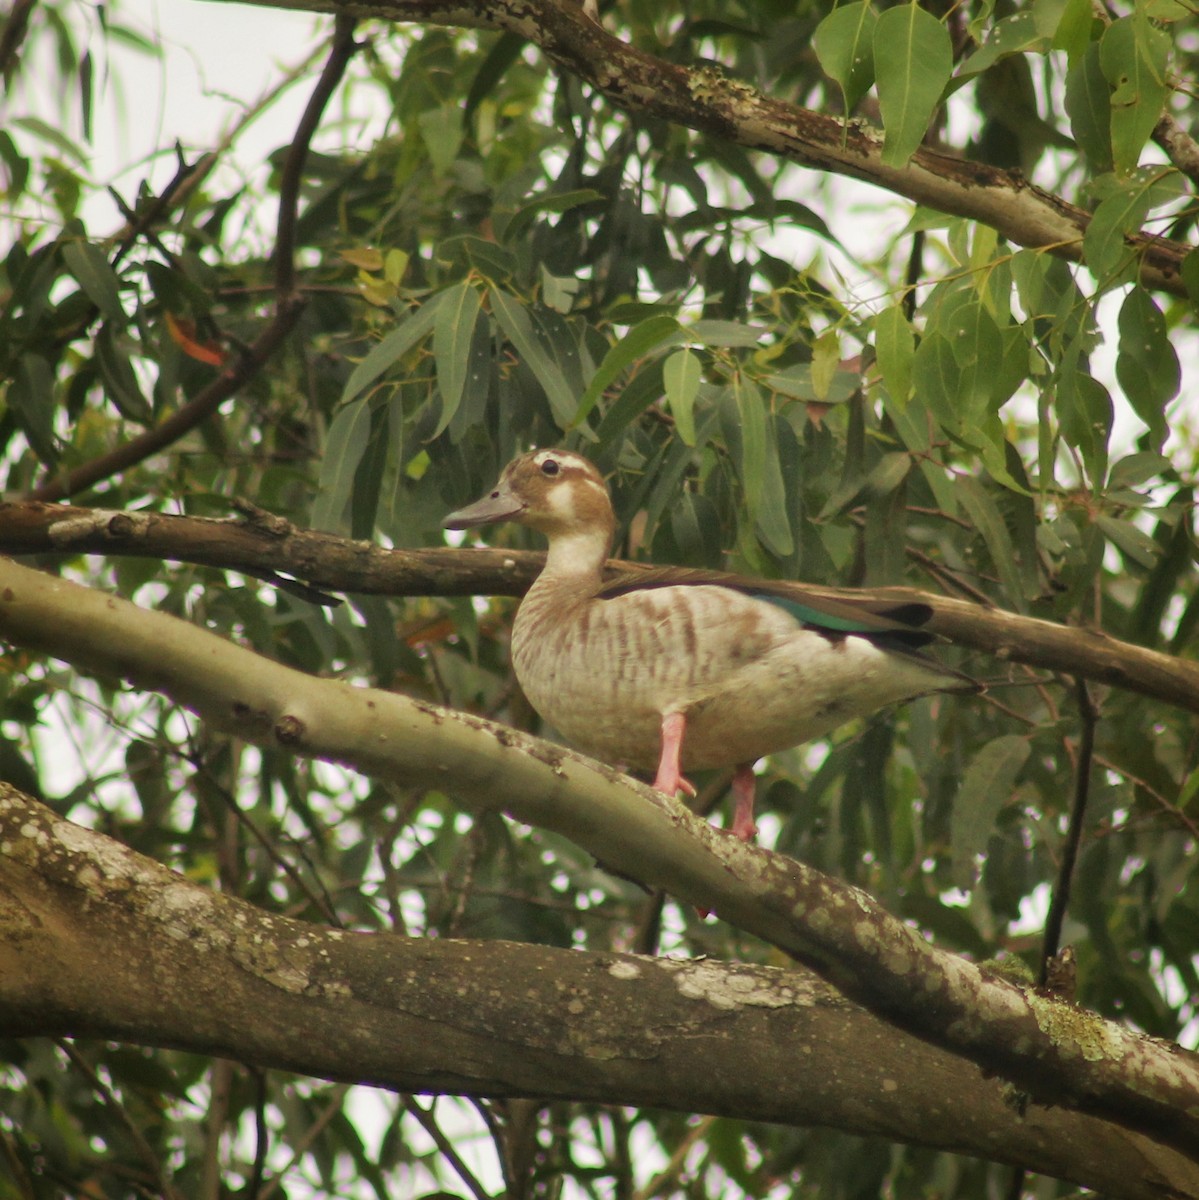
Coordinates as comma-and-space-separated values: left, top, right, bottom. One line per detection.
663, 347, 701, 445
313, 397, 374, 533
432, 279, 482, 439
952, 735, 1030, 890
341, 294, 444, 406
490, 288, 577, 428
1099, 16, 1170, 176
572, 314, 681, 428
61, 238, 124, 320
873, 3, 953, 167
813, 1, 878, 113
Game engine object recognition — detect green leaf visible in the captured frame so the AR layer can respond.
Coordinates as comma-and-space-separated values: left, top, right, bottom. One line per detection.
953, 11, 1045, 89
874, 302, 914, 407
96, 325, 151, 423
956, 476, 1027, 606
1056, 366, 1112, 486
1095, 514, 1162, 569
873, 3, 953, 167
685, 319, 767, 347
572, 314, 681, 428
1064, 43, 1112, 172
886, 395, 959, 516
500, 188, 604, 244
417, 104, 464, 176
12, 115, 89, 166
61, 238, 124, 320
448, 312, 494, 445
1082, 169, 1185, 285
1108, 451, 1171, 491
595, 360, 668, 448
663, 348, 701, 445
1049, 0, 1096, 60
490, 288, 578, 428
1116, 289, 1179, 448
952, 735, 1030, 890
733, 376, 768, 528
313, 398, 374, 532
764, 364, 859, 403
756, 415, 795, 557
341, 294, 443, 405
438, 234, 517, 278
813, 2, 878, 114
1182, 249, 1199, 313
10, 354, 58, 465
1099, 16, 1170, 176
432, 279, 482, 438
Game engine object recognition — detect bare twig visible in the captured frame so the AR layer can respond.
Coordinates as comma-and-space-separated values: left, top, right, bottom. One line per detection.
56, 1039, 186, 1200
405, 1096, 493, 1200
1039, 678, 1098, 985
272, 15, 358, 299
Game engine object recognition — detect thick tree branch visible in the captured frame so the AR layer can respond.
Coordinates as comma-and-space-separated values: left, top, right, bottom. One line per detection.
201, 0, 1192, 297
1, 783, 1196, 1197
2, 501, 1198, 715
0, 556, 1196, 1156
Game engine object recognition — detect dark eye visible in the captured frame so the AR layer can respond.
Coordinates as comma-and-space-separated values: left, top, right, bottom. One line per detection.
540, 459, 560, 476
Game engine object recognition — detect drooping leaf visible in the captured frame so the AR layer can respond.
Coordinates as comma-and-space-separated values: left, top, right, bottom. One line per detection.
572, 314, 681, 428
1081, 169, 1185, 285
873, 3, 953, 167
500, 188, 604, 245
432, 279, 482, 438
1099, 16, 1170, 176
1096, 514, 1163, 569
1115, 289, 1179, 449
813, 2, 878, 114
732, 375, 767, 530
61, 237, 124, 320
663, 347, 702, 445
685, 319, 767, 347
95, 324, 151, 423
313, 397, 374, 532
490, 288, 578, 428
956, 476, 1028, 607
1064, 42, 1113, 172
341, 294, 444, 406
10, 353, 58, 465
1056, 364, 1112, 486
874, 302, 913, 407
952, 735, 1030, 890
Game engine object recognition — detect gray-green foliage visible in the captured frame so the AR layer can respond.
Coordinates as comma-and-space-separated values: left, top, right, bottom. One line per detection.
1, 0, 1197, 1195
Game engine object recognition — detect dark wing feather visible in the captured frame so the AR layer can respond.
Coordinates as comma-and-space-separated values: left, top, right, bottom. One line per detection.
597, 567, 937, 648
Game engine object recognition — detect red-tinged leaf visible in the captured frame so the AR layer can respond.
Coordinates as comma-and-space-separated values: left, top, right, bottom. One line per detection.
164, 312, 226, 367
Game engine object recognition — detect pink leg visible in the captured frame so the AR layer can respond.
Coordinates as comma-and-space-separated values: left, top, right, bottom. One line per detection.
730, 763, 758, 842
653, 711, 697, 798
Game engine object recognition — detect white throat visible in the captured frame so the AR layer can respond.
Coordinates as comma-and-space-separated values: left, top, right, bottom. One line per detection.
542, 528, 610, 579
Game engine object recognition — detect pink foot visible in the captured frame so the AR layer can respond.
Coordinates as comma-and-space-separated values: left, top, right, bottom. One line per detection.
652, 711, 697, 797
730, 762, 758, 842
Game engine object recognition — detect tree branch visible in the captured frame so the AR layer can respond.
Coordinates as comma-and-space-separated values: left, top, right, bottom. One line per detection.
201, 0, 1192, 297
1, 782, 1195, 1196
3, 500, 1198, 715
0, 556, 1196, 1155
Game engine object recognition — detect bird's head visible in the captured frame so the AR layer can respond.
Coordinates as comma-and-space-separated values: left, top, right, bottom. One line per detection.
444, 449, 615, 546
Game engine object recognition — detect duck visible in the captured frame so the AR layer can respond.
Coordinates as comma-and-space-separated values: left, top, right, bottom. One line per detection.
444, 449, 978, 842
